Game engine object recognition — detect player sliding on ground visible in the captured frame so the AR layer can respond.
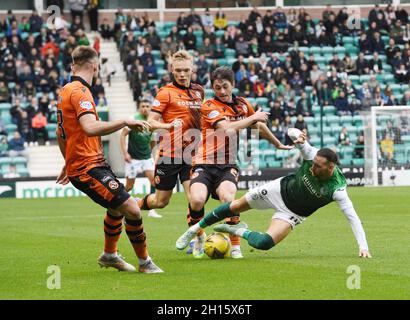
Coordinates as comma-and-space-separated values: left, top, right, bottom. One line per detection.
56, 46, 163, 273
176, 128, 372, 258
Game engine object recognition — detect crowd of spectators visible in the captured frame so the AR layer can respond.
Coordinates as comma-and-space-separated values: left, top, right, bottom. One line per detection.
0, 6, 106, 161
117, 4, 409, 151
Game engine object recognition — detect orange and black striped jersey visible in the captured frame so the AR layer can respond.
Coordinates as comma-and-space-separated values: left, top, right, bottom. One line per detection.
151, 81, 204, 158
57, 76, 105, 177
193, 96, 255, 165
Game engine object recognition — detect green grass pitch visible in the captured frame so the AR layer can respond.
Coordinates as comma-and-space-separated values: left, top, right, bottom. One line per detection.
1, 187, 409, 300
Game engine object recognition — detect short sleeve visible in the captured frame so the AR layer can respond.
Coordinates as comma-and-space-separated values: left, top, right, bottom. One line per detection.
201, 100, 226, 128
151, 88, 170, 114
70, 87, 96, 119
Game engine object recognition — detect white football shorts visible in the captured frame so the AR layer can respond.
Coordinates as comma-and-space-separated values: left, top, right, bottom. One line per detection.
245, 177, 305, 228
125, 158, 155, 179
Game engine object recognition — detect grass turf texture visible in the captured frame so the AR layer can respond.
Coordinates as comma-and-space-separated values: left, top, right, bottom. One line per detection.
1, 187, 409, 300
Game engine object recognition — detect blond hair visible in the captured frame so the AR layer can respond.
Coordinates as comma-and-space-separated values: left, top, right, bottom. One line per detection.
72, 45, 98, 67
171, 50, 193, 65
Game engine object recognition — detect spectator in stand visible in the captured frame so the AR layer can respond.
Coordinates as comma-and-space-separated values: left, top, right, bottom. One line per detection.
338, 127, 351, 146
235, 35, 249, 57
10, 99, 24, 125
187, 8, 203, 31
3, 164, 20, 179
68, 0, 87, 24
8, 131, 28, 158
401, 91, 410, 106
0, 81, 10, 103
354, 134, 365, 159
369, 52, 383, 74
294, 114, 308, 136
160, 36, 177, 60
201, 8, 214, 30
17, 111, 33, 144
380, 133, 394, 162
214, 10, 228, 31
296, 92, 312, 117
0, 135, 8, 157
359, 33, 372, 55
95, 91, 108, 108
143, 58, 158, 80
289, 71, 304, 96
335, 91, 350, 116
88, 0, 100, 32
100, 18, 114, 40
395, 64, 410, 83
356, 52, 370, 75
383, 121, 402, 144
28, 9, 43, 33
31, 110, 49, 146
183, 27, 197, 51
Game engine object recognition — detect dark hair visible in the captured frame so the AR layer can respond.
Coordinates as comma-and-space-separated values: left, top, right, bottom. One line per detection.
210, 66, 234, 86
317, 148, 338, 164
139, 98, 151, 106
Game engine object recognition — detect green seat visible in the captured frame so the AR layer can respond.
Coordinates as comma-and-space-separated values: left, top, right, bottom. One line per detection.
349, 75, 360, 85
353, 115, 365, 126
255, 97, 268, 108
331, 125, 343, 135
340, 115, 353, 126
151, 50, 161, 59
339, 158, 352, 166
352, 158, 364, 166
6, 124, 17, 134
323, 105, 336, 115
323, 136, 337, 146
259, 139, 269, 150
309, 47, 321, 55
334, 46, 346, 55
325, 115, 340, 126
154, 59, 165, 68
0, 103, 11, 110
343, 36, 354, 45
309, 136, 321, 146
321, 46, 334, 55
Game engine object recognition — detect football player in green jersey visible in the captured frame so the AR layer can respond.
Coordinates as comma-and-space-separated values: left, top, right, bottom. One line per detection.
176, 128, 372, 258
120, 99, 162, 218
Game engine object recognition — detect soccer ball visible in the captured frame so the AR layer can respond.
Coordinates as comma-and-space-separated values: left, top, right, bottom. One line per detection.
204, 232, 231, 259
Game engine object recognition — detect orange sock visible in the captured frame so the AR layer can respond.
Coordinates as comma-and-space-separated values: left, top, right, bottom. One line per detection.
226, 216, 241, 246
125, 218, 148, 260
188, 205, 204, 236
104, 212, 123, 254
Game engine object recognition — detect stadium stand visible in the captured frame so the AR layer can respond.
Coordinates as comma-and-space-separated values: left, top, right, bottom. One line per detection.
0, 4, 409, 178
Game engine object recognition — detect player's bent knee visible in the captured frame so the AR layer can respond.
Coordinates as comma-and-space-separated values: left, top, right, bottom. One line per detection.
248, 232, 275, 251
190, 197, 206, 211
156, 198, 170, 209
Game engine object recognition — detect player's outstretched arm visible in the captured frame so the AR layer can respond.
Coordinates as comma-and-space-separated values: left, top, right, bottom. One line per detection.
288, 128, 319, 160
79, 114, 150, 137
333, 188, 372, 258
56, 129, 69, 185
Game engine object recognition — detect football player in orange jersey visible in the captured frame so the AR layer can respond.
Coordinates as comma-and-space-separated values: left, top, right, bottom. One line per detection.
55, 46, 163, 273
137, 50, 204, 213
186, 66, 293, 258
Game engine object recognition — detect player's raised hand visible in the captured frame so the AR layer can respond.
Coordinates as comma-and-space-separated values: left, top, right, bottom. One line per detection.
251, 109, 270, 123
127, 119, 151, 132
359, 249, 372, 258
56, 165, 69, 185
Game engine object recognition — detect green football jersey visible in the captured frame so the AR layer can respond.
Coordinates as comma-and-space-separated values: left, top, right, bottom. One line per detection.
127, 113, 152, 160
280, 160, 347, 217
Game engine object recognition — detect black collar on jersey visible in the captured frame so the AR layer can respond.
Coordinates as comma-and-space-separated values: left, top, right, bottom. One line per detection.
172, 80, 191, 90
71, 75, 92, 91
214, 94, 240, 114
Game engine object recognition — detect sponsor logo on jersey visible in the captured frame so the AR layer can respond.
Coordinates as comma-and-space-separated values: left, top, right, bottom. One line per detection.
102, 176, 111, 183
80, 100, 93, 110
261, 189, 267, 196
177, 100, 202, 108
152, 99, 161, 107
156, 169, 165, 176
208, 110, 220, 119
108, 180, 119, 190
302, 174, 322, 198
